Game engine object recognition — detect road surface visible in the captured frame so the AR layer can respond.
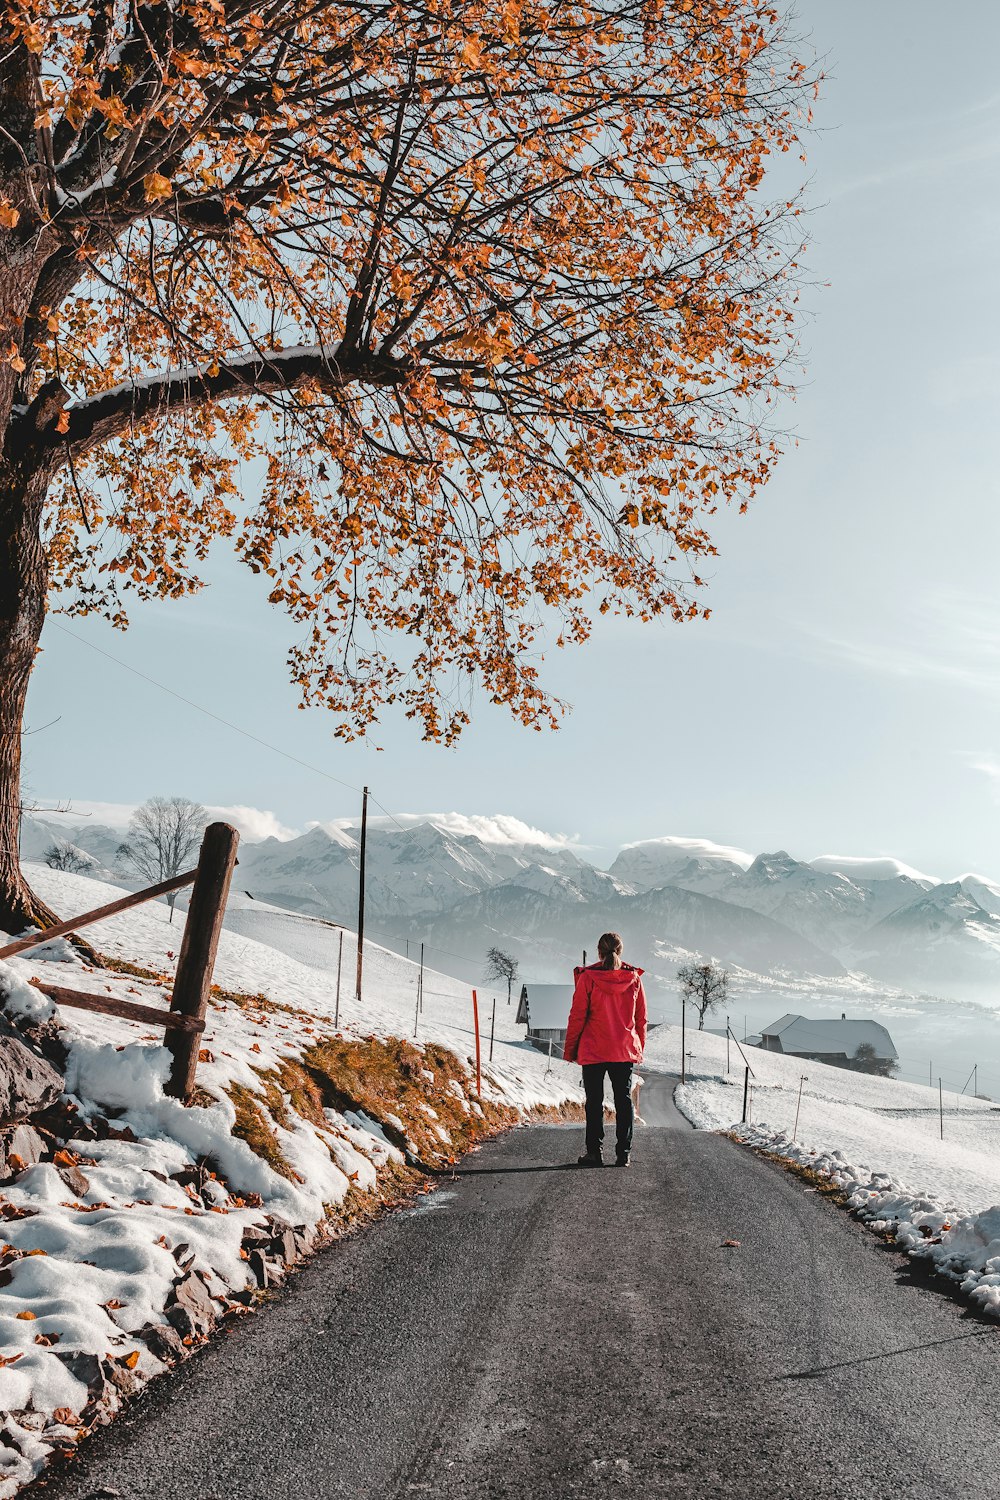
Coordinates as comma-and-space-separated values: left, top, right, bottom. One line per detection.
34, 1072, 1000, 1500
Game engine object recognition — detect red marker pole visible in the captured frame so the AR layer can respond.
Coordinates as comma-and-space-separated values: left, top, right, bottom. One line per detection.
472, 988, 482, 1097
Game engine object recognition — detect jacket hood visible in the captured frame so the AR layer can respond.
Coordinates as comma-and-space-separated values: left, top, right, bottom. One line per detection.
573, 963, 644, 982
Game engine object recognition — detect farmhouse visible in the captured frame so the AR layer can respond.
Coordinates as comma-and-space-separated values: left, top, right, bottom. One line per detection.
516, 982, 574, 1050
758, 1013, 898, 1069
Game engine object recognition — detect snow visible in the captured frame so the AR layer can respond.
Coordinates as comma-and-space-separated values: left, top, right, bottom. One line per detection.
0, 865, 582, 1494
808, 854, 937, 884
653, 1021, 1000, 1323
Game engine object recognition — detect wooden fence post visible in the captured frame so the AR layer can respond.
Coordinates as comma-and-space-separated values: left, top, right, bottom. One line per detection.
472, 988, 482, 1097
166, 822, 239, 1100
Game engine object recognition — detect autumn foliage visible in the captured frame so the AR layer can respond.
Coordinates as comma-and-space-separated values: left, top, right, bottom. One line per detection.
0, 0, 811, 918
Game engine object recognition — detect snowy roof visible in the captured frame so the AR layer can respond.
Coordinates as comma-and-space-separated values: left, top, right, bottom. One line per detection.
761, 1013, 897, 1060
518, 982, 574, 1029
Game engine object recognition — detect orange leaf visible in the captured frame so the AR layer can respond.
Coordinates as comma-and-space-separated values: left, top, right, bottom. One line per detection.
16, 1310, 36, 1320
143, 172, 173, 202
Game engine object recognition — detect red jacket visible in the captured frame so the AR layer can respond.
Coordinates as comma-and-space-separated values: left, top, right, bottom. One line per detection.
563, 963, 647, 1066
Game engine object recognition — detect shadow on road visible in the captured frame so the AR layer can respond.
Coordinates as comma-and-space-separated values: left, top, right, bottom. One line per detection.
775, 1326, 994, 1382
440, 1162, 584, 1177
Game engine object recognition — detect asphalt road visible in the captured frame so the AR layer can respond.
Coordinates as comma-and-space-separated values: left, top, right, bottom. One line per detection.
34, 1072, 1000, 1500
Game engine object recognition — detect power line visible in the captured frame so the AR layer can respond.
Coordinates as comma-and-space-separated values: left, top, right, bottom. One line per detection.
49, 621, 365, 795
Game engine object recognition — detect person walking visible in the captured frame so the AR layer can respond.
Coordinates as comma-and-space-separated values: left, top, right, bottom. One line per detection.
563, 932, 647, 1168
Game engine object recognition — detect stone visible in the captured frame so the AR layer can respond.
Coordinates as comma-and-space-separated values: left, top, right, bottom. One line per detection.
101, 1356, 142, 1399
0, 1123, 46, 1179
54, 1350, 106, 1402
0, 1024, 62, 1124
56, 1162, 90, 1198
139, 1324, 187, 1363
165, 1271, 217, 1339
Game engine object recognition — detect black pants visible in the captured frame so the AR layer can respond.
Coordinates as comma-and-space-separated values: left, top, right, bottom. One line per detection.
582, 1062, 634, 1158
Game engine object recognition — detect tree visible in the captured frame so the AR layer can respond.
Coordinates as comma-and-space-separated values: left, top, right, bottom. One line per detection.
43, 839, 92, 873
485, 946, 519, 1005
0, 1, 812, 929
847, 1042, 898, 1079
677, 961, 728, 1031
116, 796, 206, 922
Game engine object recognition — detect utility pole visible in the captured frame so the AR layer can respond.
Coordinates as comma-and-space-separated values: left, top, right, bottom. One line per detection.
355, 785, 368, 1008
726, 1014, 730, 1075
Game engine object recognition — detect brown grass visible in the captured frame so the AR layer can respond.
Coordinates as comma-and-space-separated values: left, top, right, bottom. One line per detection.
228, 1082, 296, 1179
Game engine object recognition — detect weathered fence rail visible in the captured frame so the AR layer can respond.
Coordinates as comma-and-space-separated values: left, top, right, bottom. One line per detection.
0, 821, 239, 1100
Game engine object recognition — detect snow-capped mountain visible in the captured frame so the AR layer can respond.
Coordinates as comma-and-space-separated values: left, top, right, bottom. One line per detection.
850, 882, 1000, 997
233, 820, 621, 921
383, 878, 844, 987
609, 836, 752, 893
20, 810, 1000, 1002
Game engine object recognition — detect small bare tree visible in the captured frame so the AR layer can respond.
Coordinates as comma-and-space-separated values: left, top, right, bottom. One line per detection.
117, 797, 206, 923
43, 840, 92, 874
485, 947, 519, 1006
677, 962, 729, 1031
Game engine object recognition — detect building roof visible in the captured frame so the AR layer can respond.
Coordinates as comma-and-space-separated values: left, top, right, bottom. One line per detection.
517, 982, 575, 1030
760, 1013, 897, 1060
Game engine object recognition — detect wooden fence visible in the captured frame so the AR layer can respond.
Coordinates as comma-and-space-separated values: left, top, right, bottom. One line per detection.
0, 822, 239, 1100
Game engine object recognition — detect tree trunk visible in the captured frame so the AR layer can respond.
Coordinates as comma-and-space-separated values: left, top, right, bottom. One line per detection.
0, 463, 60, 936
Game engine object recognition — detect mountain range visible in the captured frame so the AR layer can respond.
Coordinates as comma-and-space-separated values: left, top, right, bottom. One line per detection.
18, 815, 1000, 1003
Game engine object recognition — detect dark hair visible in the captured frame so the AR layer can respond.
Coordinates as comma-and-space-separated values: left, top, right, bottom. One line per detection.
597, 932, 623, 970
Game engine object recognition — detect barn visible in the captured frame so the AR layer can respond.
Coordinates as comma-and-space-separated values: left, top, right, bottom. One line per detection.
516, 982, 574, 1050
758, 1013, 898, 1069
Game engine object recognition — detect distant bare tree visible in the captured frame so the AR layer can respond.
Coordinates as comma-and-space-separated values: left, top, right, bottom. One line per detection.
43, 841, 92, 874
117, 797, 206, 923
485, 947, 519, 1005
677, 961, 729, 1031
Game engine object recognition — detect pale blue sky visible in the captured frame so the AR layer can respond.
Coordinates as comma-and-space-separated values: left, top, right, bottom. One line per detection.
23, 1, 1000, 875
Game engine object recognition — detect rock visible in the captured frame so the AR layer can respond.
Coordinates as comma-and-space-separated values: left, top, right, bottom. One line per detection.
247, 1249, 270, 1288
0, 1023, 62, 1124
0, 1123, 45, 1179
292, 1225, 316, 1258
240, 1225, 271, 1249
247, 1250, 285, 1289
101, 1356, 141, 1399
272, 1227, 300, 1264
54, 1350, 106, 1402
165, 1271, 217, 1339
56, 1162, 90, 1198
139, 1324, 187, 1363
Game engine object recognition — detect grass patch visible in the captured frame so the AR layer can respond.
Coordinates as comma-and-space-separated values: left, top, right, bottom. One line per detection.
210, 986, 301, 1017
228, 1082, 296, 1179
297, 1033, 517, 1164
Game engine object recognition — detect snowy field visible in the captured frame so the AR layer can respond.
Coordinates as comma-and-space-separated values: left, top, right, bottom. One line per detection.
0, 866, 583, 1495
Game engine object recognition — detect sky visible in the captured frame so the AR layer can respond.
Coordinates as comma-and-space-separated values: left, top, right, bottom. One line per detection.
21, 0, 1000, 876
